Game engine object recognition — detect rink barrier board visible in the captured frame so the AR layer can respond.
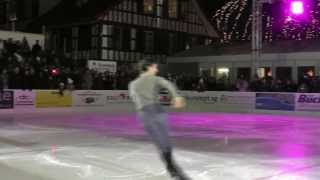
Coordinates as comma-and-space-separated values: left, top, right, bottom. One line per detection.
255, 93, 295, 111
35, 90, 72, 108
72, 90, 106, 107
1, 90, 320, 113
0, 90, 14, 109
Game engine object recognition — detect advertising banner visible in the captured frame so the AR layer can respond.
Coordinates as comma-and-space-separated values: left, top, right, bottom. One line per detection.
73, 90, 105, 107
180, 91, 255, 112
296, 93, 320, 111
35, 90, 72, 108
14, 90, 35, 107
256, 93, 295, 111
105, 91, 132, 103
180, 91, 220, 104
88, 60, 117, 73
0, 90, 14, 109
218, 92, 255, 108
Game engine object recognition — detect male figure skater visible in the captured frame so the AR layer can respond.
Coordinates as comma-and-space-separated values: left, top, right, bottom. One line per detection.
129, 59, 190, 180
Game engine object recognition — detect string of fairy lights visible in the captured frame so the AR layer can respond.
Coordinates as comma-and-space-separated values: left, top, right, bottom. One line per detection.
212, 0, 320, 43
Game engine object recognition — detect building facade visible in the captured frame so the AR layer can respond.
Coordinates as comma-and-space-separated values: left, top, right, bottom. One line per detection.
168, 41, 320, 84
0, 0, 61, 31
30, 0, 217, 64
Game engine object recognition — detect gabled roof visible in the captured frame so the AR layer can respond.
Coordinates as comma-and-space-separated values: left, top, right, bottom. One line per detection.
27, 0, 119, 31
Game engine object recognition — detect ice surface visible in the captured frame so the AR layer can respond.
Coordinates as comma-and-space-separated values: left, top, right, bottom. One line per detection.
0, 111, 319, 179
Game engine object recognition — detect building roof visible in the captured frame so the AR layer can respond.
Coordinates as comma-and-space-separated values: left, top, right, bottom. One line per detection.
27, 0, 119, 31
173, 40, 320, 57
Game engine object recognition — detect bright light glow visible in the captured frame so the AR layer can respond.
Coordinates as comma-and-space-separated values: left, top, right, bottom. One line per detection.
307, 70, 314, 77
291, 1, 304, 15
217, 68, 230, 74
256, 68, 264, 79
256, 68, 271, 78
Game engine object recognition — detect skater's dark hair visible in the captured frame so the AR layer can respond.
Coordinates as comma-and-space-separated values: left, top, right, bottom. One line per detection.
139, 59, 157, 72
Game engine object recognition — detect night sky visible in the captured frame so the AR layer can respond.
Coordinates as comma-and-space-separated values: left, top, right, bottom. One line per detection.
199, 0, 226, 16
205, 0, 320, 42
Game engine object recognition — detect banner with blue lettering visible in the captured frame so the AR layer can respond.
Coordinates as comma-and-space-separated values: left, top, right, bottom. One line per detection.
0, 90, 14, 109
296, 93, 320, 111
256, 93, 295, 111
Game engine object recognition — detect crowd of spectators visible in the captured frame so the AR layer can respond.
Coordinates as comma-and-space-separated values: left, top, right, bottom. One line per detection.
1, 37, 320, 93
0, 37, 136, 92
166, 73, 320, 93
238, 74, 320, 93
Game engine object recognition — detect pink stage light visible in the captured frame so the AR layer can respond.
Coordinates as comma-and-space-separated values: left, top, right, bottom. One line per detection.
291, 1, 304, 15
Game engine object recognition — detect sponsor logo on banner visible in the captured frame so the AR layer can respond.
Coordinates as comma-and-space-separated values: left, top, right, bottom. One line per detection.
219, 93, 255, 105
296, 93, 320, 111
181, 92, 219, 104
106, 91, 131, 103
88, 60, 117, 73
180, 91, 254, 108
184, 95, 219, 104
14, 90, 35, 106
73, 91, 105, 106
256, 93, 295, 111
0, 90, 14, 109
35, 90, 72, 108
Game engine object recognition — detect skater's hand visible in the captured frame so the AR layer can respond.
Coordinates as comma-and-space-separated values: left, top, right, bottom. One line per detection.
172, 97, 186, 109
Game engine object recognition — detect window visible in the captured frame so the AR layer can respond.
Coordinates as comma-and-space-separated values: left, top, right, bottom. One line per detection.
168, 33, 177, 54
144, 31, 154, 52
180, 0, 188, 19
91, 25, 99, 36
102, 37, 112, 48
157, 5, 162, 17
217, 68, 230, 79
276, 67, 292, 81
131, 40, 136, 51
256, 67, 272, 79
92, 37, 98, 48
133, 1, 137, 12
298, 66, 315, 83
113, 27, 122, 50
107, 25, 113, 35
168, 0, 178, 18
131, 28, 137, 51
102, 50, 108, 59
122, 28, 131, 51
144, 0, 154, 14
237, 68, 251, 81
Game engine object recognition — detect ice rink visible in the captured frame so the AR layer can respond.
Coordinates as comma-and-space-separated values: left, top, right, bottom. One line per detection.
0, 110, 320, 180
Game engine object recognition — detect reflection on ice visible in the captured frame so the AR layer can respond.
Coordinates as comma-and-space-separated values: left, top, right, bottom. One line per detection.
36, 152, 93, 178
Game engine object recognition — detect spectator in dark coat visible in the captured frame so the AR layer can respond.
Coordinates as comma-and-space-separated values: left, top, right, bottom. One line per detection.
32, 40, 42, 57
284, 80, 297, 92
